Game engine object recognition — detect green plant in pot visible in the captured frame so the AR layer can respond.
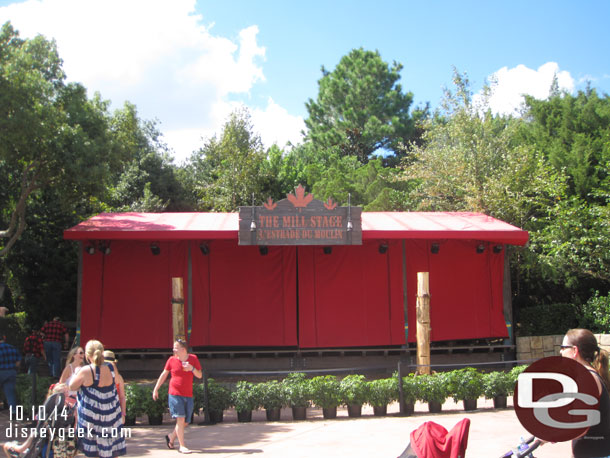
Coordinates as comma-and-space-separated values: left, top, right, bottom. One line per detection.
197, 378, 233, 423
282, 372, 312, 420
447, 367, 484, 411
260, 380, 287, 421
401, 373, 420, 415
367, 378, 398, 416
125, 383, 147, 425
508, 365, 527, 393
232, 381, 261, 422
340, 374, 368, 417
483, 371, 513, 409
417, 372, 449, 413
310, 375, 341, 419
143, 384, 168, 425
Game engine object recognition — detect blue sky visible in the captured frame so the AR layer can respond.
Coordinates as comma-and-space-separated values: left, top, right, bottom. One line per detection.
1, 0, 609, 162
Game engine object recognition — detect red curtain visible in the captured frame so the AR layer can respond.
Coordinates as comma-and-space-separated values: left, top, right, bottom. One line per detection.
298, 240, 405, 348
404, 240, 507, 342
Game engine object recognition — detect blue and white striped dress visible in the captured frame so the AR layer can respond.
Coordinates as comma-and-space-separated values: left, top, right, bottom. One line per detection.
77, 363, 126, 458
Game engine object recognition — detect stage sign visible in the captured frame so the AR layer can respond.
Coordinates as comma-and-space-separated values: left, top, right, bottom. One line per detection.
239, 185, 362, 246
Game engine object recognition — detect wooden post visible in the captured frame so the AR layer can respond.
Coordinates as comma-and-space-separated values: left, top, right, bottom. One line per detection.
416, 272, 431, 375
172, 278, 186, 343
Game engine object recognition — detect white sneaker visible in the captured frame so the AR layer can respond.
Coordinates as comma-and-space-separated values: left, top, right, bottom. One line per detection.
178, 446, 192, 454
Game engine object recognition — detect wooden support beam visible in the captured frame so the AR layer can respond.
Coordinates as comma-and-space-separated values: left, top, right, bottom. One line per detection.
172, 277, 186, 343
416, 272, 431, 375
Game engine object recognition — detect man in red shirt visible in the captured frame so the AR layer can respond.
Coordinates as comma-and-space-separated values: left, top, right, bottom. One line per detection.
40, 317, 69, 378
153, 339, 202, 454
23, 328, 46, 374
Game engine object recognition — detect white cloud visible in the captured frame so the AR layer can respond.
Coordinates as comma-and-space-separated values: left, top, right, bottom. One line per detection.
480, 62, 575, 116
0, 0, 301, 162
251, 98, 306, 149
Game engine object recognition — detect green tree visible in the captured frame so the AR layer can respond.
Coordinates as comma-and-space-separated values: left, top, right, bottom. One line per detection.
185, 108, 268, 211
0, 23, 116, 258
520, 87, 610, 201
106, 103, 190, 212
304, 48, 417, 163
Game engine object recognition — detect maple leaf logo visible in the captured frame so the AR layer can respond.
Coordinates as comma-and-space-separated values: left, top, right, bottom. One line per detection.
323, 197, 337, 210
287, 184, 313, 208
263, 197, 277, 211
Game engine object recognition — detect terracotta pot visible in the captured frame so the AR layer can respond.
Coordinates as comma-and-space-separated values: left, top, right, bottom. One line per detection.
347, 404, 362, 417
265, 407, 281, 421
493, 395, 507, 409
322, 407, 337, 419
463, 399, 477, 411
292, 406, 307, 420
428, 401, 442, 413
373, 405, 387, 416
237, 410, 252, 422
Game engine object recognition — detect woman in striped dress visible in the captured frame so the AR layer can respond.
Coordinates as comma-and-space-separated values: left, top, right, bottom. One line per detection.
69, 340, 126, 458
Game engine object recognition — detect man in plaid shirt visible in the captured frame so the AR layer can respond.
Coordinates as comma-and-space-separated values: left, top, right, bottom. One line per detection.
40, 317, 69, 378
23, 328, 46, 375
0, 333, 21, 410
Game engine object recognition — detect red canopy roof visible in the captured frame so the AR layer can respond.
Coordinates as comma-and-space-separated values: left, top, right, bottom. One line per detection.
64, 211, 528, 245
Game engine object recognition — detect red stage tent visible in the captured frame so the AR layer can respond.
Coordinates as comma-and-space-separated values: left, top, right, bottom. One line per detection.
64, 212, 528, 350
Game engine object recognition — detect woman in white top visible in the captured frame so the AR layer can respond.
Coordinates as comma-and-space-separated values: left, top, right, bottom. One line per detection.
59, 346, 85, 404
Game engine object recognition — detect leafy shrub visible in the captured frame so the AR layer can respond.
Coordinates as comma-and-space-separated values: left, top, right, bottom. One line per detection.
482, 371, 513, 399
366, 378, 397, 407
310, 375, 341, 409
282, 372, 312, 408
16, 374, 55, 412
401, 373, 420, 404
259, 380, 287, 410
417, 372, 449, 405
507, 365, 527, 395
0, 312, 28, 347
339, 374, 368, 406
194, 378, 233, 414
125, 383, 147, 418
517, 303, 579, 336
232, 381, 261, 412
143, 384, 168, 417
446, 368, 484, 402
580, 291, 610, 333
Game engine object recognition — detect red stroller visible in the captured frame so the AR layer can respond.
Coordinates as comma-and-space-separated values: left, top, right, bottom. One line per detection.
397, 418, 471, 458
396, 418, 542, 458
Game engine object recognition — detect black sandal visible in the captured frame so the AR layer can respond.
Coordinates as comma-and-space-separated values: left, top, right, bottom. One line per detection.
165, 435, 174, 450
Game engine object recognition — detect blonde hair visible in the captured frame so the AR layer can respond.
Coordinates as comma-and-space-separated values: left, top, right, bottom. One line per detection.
85, 340, 105, 366
65, 347, 84, 368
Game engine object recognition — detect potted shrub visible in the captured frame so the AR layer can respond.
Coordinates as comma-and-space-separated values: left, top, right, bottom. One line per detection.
367, 378, 397, 416
340, 374, 368, 417
482, 371, 512, 409
125, 383, 147, 425
232, 381, 261, 423
196, 378, 233, 423
282, 372, 312, 420
401, 373, 419, 415
310, 375, 341, 419
447, 368, 484, 411
417, 372, 449, 413
143, 384, 168, 425
259, 380, 287, 421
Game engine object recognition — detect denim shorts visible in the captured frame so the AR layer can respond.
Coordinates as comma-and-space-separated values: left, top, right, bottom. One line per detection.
168, 394, 194, 423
